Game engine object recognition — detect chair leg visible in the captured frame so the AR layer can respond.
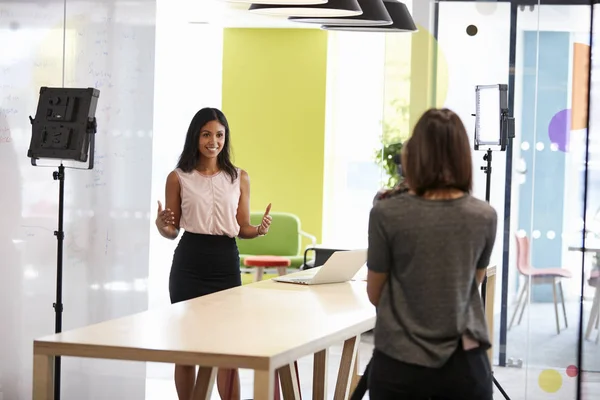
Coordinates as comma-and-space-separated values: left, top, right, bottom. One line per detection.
254, 267, 265, 282
517, 283, 529, 326
552, 278, 561, 335
586, 289, 600, 340
558, 280, 568, 329
592, 288, 600, 329
277, 267, 287, 276
509, 281, 527, 329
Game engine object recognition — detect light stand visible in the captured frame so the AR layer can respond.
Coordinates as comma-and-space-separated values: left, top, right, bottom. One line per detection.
482, 149, 492, 203
474, 84, 515, 400
27, 87, 100, 400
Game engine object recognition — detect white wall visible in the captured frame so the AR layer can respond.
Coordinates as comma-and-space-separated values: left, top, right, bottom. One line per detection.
321, 30, 386, 249
0, 1, 156, 399
146, 0, 224, 384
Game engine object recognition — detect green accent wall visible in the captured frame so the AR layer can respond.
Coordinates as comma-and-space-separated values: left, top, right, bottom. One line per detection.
222, 28, 328, 246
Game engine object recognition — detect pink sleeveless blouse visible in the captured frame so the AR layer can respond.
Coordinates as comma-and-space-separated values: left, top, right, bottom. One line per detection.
175, 168, 241, 238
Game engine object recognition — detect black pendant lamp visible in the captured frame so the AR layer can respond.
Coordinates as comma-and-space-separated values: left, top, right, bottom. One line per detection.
248, 0, 362, 17
230, 0, 326, 4
322, 0, 416, 32
288, 0, 392, 27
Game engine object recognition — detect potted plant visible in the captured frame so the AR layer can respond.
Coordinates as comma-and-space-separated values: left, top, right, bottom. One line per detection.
374, 141, 404, 189
374, 98, 410, 188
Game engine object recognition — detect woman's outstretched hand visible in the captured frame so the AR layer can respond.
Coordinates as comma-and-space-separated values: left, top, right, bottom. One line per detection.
156, 200, 175, 228
258, 203, 272, 235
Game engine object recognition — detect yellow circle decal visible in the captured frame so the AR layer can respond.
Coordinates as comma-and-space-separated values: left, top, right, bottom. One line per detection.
538, 369, 563, 393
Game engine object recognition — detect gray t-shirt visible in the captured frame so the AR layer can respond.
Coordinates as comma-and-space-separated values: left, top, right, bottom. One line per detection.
367, 193, 497, 368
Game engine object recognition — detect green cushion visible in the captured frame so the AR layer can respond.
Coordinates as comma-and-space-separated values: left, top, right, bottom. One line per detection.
236, 212, 302, 256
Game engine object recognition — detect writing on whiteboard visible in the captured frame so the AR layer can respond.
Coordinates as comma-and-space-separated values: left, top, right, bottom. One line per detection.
105, 230, 111, 255
0, 108, 18, 116
0, 126, 11, 144
86, 151, 107, 189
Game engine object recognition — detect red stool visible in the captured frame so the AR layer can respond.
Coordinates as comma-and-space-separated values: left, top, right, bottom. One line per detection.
243, 255, 291, 282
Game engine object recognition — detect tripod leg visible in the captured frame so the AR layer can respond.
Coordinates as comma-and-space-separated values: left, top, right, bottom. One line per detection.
493, 375, 511, 400
349, 360, 371, 400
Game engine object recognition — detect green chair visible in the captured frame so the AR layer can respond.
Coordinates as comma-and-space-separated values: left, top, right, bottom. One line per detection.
237, 212, 316, 270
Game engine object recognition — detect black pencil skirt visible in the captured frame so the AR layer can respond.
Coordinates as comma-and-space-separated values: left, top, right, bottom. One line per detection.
169, 232, 242, 304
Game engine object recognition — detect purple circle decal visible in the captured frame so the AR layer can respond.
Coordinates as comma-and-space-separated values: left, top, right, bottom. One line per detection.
548, 109, 571, 152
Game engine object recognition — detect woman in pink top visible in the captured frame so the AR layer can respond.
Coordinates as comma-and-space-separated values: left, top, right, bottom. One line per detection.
155, 107, 272, 400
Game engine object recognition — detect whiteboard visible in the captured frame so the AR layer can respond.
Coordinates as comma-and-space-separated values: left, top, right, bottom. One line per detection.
0, 1, 156, 398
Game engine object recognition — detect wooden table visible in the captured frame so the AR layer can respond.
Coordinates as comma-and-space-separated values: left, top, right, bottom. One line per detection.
32, 277, 376, 400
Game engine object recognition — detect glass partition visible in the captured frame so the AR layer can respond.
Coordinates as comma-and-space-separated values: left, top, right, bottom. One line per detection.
435, 1, 598, 398
0, 1, 156, 399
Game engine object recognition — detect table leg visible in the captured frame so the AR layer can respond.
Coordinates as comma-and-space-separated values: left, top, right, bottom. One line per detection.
349, 349, 360, 393
333, 335, 360, 400
278, 363, 301, 400
312, 349, 328, 400
33, 354, 54, 400
192, 367, 217, 400
254, 369, 275, 400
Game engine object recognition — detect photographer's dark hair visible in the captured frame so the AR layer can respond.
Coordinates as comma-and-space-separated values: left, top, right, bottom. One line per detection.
176, 107, 238, 183
404, 108, 472, 196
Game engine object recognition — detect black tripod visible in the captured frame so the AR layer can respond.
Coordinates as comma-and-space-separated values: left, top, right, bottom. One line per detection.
30, 118, 97, 400
53, 163, 66, 400
480, 148, 511, 400
27, 87, 100, 400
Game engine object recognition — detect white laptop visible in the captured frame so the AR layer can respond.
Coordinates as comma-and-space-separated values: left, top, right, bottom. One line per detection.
273, 249, 367, 285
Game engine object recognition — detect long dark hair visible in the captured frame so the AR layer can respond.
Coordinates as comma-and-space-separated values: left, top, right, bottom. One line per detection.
176, 107, 238, 183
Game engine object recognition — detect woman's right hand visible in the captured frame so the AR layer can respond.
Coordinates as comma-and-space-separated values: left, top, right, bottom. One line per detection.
156, 200, 175, 229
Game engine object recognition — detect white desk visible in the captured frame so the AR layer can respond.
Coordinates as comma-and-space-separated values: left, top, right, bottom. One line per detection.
32, 277, 376, 400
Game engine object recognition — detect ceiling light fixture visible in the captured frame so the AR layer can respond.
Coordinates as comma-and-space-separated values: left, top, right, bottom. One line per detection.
322, 0, 416, 32
288, 0, 391, 27
248, 0, 362, 18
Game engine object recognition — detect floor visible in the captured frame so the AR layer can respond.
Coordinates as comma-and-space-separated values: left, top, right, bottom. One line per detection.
145, 330, 600, 400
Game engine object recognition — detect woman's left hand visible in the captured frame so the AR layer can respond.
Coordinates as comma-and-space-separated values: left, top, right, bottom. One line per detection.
258, 203, 272, 235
